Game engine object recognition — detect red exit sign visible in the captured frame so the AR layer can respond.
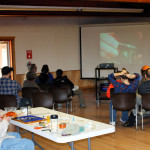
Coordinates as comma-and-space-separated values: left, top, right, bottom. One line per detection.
26, 50, 32, 59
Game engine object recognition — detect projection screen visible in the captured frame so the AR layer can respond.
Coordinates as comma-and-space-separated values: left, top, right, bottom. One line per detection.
80, 23, 150, 78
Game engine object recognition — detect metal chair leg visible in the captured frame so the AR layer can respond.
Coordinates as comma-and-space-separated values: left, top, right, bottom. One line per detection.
112, 105, 113, 123
66, 102, 69, 114
141, 105, 143, 130
70, 100, 72, 112
53, 103, 55, 110
136, 103, 137, 130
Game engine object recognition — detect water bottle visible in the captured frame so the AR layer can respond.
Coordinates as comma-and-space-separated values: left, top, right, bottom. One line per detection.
50, 114, 58, 132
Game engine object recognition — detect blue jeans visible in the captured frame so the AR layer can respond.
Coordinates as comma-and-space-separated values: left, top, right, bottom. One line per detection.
109, 100, 128, 122
1, 132, 34, 150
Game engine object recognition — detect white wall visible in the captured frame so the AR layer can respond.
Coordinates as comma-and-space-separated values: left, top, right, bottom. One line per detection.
0, 16, 149, 74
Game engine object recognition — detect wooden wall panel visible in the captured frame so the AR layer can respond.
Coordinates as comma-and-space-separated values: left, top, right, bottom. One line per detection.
15, 70, 95, 89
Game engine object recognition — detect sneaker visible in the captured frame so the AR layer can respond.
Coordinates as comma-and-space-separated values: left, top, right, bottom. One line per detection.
80, 104, 86, 108
120, 118, 126, 123
123, 121, 132, 127
123, 112, 135, 127
110, 121, 116, 126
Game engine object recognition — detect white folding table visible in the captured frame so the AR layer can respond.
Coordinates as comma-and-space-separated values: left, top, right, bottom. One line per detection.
10, 107, 115, 150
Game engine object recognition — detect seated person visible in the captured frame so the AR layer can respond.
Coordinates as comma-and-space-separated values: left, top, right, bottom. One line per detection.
0, 112, 34, 150
139, 65, 150, 83
106, 70, 122, 99
53, 69, 86, 108
123, 65, 150, 127
35, 65, 53, 85
108, 69, 139, 125
23, 71, 41, 91
139, 68, 150, 95
0, 66, 21, 107
22, 71, 41, 107
133, 65, 150, 114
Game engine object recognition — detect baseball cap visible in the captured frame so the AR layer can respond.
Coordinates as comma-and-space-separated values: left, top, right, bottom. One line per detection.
142, 65, 150, 71
26, 71, 37, 81
2, 66, 13, 75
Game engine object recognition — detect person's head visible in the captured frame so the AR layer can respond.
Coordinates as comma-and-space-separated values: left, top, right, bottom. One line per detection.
56, 69, 63, 78
41, 65, 49, 74
30, 64, 37, 73
116, 70, 122, 80
145, 68, 150, 80
120, 69, 130, 83
1, 66, 13, 78
26, 71, 37, 81
141, 65, 150, 77
122, 67, 130, 74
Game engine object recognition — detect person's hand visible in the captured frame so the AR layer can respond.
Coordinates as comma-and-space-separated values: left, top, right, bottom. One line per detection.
3, 115, 11, 123
0, 115, 3, 122
126, 74, 136, 79
121, 70, 127, 75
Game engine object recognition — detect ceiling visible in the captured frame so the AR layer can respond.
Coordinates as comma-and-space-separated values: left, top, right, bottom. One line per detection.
0, 0, 150, 17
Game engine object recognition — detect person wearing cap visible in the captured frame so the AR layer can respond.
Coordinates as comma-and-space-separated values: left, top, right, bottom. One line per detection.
23, 71, 41, 91
124, 65, 150, 127
139, 65, 150, 83
108, 69, 140, 126
139, 68, 150, 95
0, 66, 21, 106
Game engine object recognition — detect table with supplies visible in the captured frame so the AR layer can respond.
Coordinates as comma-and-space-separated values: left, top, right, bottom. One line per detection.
9, 107, 115, 150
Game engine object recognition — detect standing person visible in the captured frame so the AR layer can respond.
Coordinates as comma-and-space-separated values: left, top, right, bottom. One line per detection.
54, 69, 86, 108
29, 64, 37, 73
35, 64, 53, 85
0, 66, 21, 107
0, 113, 34, 150
108, 69, 139, 125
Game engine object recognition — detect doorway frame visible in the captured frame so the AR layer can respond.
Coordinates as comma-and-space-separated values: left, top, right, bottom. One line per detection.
0, 37, 16, 79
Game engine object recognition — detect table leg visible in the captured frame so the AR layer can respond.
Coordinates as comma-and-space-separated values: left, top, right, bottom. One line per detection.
68, 142, 76, 150
17, 126, 20, 133
88, 138, 91, 150
17, 126, 29, 134
32, 132, 44, 150
71, 142, 74, 150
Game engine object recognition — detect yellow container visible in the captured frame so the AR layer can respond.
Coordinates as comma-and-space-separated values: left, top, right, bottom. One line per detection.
47, 116, 50, 123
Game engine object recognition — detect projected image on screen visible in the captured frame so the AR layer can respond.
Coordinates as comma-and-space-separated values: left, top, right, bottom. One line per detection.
100, 32, 142, 64
80, 24, 150, 78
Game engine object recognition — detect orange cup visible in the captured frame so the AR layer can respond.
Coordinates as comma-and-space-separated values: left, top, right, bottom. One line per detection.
59, 123, 66, 129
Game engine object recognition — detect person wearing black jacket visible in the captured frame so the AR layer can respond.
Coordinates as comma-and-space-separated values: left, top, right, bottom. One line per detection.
54, 69, 86, 108
35, 65, 53, 85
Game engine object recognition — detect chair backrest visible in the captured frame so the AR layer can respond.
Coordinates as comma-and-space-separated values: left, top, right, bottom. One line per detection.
0, 95, 17, 110
22, 87, 40, 99
38, 84, 53, 92
141, 94, 150, 110
31, 92, 54, 109
48, 87, 68, 103
60, 84, 72, 97
111, 93, 136, 111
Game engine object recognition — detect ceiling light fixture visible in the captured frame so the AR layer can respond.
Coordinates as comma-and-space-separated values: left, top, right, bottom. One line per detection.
0, 5, 144, 13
